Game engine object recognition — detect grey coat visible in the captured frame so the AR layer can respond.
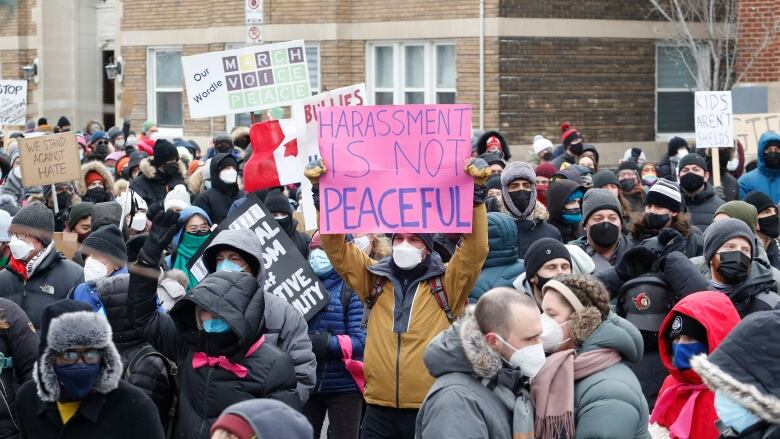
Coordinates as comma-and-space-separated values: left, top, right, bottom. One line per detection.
574, 313, 651, 439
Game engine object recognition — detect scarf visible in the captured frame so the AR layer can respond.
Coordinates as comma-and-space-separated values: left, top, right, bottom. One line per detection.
650, 382, 711, 439
9, 243, 54, 280
173, 232, 210, 291
488, 368, 535, 439
531, 348, 622, 439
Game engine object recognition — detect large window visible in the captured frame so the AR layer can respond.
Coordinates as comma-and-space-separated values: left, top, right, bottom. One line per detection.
656, 46, 698, 135
147, 49, 183, 131
368, 41, 456, 105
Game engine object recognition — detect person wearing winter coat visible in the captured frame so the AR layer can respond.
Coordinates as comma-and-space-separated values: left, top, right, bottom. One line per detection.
200, 229, 316, 403
76, 161, 115, 204
16, 300, 164, 439
0, 145, 31, 204
551, 123, 583, 170
469, 212, 525, 302
474, 130, 511, 160
303, 232, 366, 439
700, 147, 739, 202
415, 289, 540, 439
500, 161, 562, 258
744, 191, 780, 270
569, 188, 630, 273
678, 153, 725, 232
167, 206, 212, 291
70, 225, 128, 314
0, 298, 38, 438
617, 161, 647, 214
193, 153, 244, 225
512, 237, 574, 306
129, 212, 300, 438
533, 275, 650, 439
657, 137, 690, 181
0, 203, 84, 329
129, 140, 186, 206
263, 189, 310, 259
546, 179, 585, 243
692, 311, 780, 438
739, 131, 780, 203
211, 399, 313, 439
649, 291, 741, 439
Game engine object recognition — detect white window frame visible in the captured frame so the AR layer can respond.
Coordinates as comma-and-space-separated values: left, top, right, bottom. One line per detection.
146, 47, 183, 137
655, 43, 706, 141
366, 40, 456, 105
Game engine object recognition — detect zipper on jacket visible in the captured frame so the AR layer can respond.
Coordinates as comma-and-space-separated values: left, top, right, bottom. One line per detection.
198, 366, 213, 437
395, 332, 401, 408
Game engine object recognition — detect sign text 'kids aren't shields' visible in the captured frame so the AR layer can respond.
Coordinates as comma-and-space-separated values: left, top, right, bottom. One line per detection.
182, 40, 310, 119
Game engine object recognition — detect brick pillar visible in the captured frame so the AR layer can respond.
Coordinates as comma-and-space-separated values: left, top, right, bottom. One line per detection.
737, 0, 780, 82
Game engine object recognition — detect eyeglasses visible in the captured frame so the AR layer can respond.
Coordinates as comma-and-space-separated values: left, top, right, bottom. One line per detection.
186, 225, 210, 233
95, 140, 108, 146
56, 349, 103, 365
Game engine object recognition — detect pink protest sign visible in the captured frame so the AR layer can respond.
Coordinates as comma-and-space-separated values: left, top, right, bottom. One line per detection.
318, 104, 473, 234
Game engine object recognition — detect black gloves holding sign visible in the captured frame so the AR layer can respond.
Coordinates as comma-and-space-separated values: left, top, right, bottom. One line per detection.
138, 210, 180, 267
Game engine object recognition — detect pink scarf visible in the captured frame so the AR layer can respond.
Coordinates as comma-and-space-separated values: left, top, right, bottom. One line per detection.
191, 335, 266, 378
650, 383, 708, 439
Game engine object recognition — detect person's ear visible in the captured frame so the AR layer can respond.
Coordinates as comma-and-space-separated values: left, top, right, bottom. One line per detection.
704, 171, 710, 181
484, 332, 499, 350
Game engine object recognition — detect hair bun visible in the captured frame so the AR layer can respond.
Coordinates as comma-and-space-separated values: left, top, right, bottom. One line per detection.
560, 122, 571, 133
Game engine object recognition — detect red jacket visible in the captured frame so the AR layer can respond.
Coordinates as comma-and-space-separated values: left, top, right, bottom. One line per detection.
651, 291, 741, 439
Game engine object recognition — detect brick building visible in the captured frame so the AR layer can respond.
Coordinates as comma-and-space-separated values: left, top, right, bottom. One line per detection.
1, 0, 777, 162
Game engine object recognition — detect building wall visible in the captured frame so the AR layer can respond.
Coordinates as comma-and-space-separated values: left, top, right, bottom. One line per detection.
736, 0, 780, 82
0, 0, 36, 37
499, 0, 656, 20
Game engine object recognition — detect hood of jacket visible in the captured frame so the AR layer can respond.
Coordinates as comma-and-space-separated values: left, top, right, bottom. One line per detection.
476, 130, 511, 160
424, 306, 502, 379
202, 228, 263, 279
91, 201, 122, 230
172, 205, 212, 248
139, 157, 187, 182
485, 212, 520, 268
757, 131, 780, 177
209, 153, 240, 195
658, 291, 740, 384
726, 259, 777, 306
76, 160, 115, 197
578, 312, 643, 363
168, 270, 266, 350
546, 179, 582, 222
97, 274, 146, 347
500, 161, 537, 219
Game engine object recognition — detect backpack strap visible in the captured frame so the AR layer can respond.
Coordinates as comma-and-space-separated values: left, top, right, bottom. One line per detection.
429, 276, 455, 322
754, 291, 780, 310
361, 276, 386, 330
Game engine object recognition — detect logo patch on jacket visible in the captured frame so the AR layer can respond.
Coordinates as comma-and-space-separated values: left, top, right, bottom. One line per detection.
40, 285, 54, 295
634, 292, 650, 311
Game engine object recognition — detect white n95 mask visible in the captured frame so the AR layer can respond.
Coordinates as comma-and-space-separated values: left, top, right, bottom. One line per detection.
392, 241, 423, 269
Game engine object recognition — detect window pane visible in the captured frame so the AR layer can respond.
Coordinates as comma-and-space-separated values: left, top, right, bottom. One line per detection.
405, 46, 424, 88
235, 113, 251, 128
657, 91, 695, 133
376, 47, 393, 88
405, 92, 424, 104
657, 47, 696, 89
306, 46, 319, 93
156, 51, 182, 88
436, 92, 456, 104
157, 91, 183, 127
436, 45, 455, 89
375, 92, 393, 105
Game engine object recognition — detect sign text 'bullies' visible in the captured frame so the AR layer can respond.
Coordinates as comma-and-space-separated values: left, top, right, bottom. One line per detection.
182, 40, 311, 119
318, 104, 473, 234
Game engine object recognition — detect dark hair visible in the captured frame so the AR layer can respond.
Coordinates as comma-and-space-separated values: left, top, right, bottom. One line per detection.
628, 211, 693, 238
475, 287, 537, 336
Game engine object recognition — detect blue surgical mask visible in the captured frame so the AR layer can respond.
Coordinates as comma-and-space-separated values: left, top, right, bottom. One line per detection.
202, 319, 231, 333
561, 212, 582, 225
217, 259, 246, 273
672, 341, 707, 370
309, 248, 332, 276
715, 391, 761, 434
54, 363, 101, 401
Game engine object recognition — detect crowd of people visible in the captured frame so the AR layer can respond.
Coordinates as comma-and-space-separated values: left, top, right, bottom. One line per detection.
0, 116, 773, 439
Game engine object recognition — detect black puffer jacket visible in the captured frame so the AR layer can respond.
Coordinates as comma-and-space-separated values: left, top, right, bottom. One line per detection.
0, 245, 83, 329
546, 180, 584, 243
130, 158, 186, 206
98, 274, 173, 427
193, 154, 244, 225
682, 183, 724, 232
0, 298, 38, 439
129, 263, 299, 439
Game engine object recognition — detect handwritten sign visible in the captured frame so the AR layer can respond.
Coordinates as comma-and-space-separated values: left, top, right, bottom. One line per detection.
318, 104, 473, 234
734, 113, 780, 157
291, 84, 366, 230
0, 80, 27, 125
695, 91, 734, 148
18, 132, 81, 186
187, 194, 327, 320
182, 40, 310, 119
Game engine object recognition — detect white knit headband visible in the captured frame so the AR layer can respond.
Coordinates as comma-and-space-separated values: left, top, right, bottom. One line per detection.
542, 280, 585, 312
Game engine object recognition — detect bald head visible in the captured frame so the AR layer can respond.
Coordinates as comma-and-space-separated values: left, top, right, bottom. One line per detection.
475, 287, 538, 336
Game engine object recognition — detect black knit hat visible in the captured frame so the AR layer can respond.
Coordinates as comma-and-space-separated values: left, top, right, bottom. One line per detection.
9, 202, 55, 245
264, 189, 292, 215
678, 153, 708, 173
617, 161, 639, 174
485, 174, 502, 191
151, 140, 178, 167
68, 202, 95, 231
668, 136, 688, 156
592, 170, 618, 189
743, 191, 775, 214
82, 225, 127, 263
128, 151, 149, 172
523, 238, 570, 280
668, 313, 708, 346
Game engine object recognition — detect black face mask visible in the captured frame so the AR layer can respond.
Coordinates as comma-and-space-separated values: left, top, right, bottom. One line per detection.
716, 251, 751, 285
679, 172, 705, 192
618, 178, 636, 192
162, 163, 180, 179
759, 215, 780, 239
542, 151, 552, 161
535, 274, 553, 290
86, 187, 107, 203
569, 143, 583, 156
645, 213, 670, 230
764, 151, 780, 169
215, 143, 233, 154
589, 221, 620, 248
56, 192, 70, 209
509, 190, 532, 214
200, 331, 240, 357
276, 216, 293, 234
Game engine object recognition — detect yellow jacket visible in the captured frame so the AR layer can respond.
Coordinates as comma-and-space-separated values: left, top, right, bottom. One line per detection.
320, 204, 489, 408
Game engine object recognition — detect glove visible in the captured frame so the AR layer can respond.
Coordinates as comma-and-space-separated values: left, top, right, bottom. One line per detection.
465, 158, 490, 186
631, 147, 642, 159
304, 158, 327, 184
309, 331, 333, 361
658, 229, 688, 271
139, 210, 181, 265
615, 246, 658, 281
657, 228, 683, 247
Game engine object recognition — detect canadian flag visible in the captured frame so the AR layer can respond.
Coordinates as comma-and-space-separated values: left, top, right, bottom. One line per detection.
244, 119, 300, 192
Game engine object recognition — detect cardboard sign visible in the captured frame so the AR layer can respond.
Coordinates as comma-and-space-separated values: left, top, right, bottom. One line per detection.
734, 113, 780, 157
318, 104, 473, 234
695, 91, 734, 148
53, 232, 79, 259
291, 83, 367, 230
18, 132, 81, 187
182, 40, 310, 119
245, 0, 263, 23
0, 80, 27, 125
187, 194, 327, 321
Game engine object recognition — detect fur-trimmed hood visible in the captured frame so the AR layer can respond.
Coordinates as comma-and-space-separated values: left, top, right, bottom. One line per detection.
424, 305, 502, 380
139, 157, 187, 181
75, 160, 115, 196
33, 311, 122, 402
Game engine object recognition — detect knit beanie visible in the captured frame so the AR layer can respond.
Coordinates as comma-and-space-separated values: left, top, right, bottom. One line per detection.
703, 218, 754, 264
523, 238, 571, 281
743, 191, 775, 215
485, 174, 502, 191
617, 161, 639, 174
560, 122, 582, 148
211, 413, 255, 439
592, 170, 618, 189
9, 202, 54, 245
68, 202, 95, 231
42, 183, 73, 203
646, 178, 682, 212
715, 201, 758, 234
57, 116, 70, 128
214, 399, 313, 439
151, 140, 178, 167
264, 189, 293, 215
535, 162, 557, 180
532, 135, 553, 154
668, 313, 708, 346
213, 133, 233, 148
581, 188, 622, 225
142, 120, 155, 133
90, 130, 109, 144
107, 127, 123, 143
0, 211, 10, 243
128, 151, 149, 172
164, 185, 191, 212
82, 225, 128, 263
678, 152, 708, 172
668, 136, 689, 156
86, 171, 104, 187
